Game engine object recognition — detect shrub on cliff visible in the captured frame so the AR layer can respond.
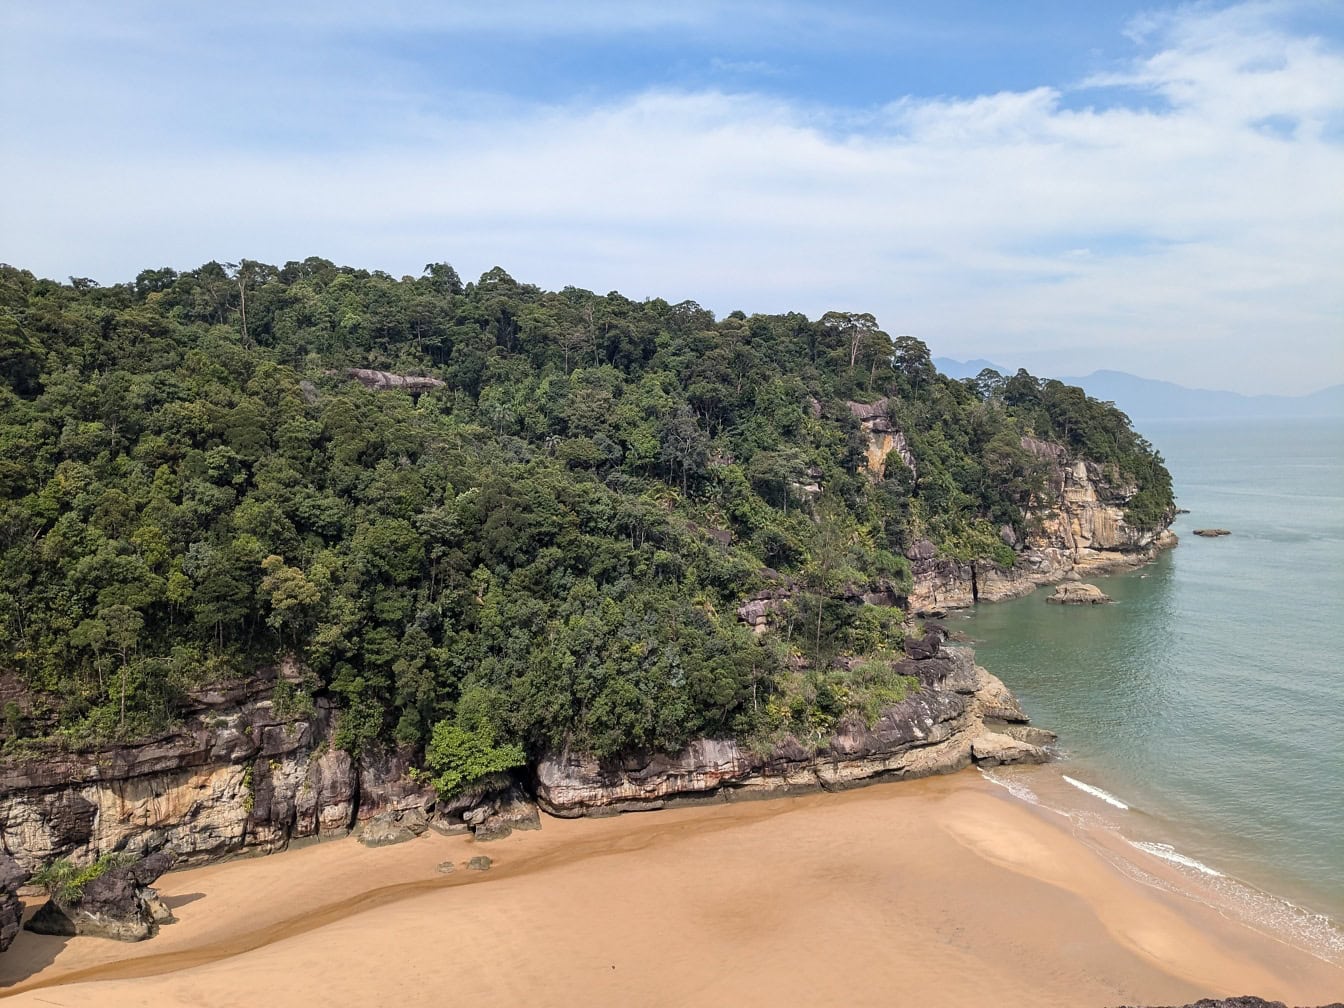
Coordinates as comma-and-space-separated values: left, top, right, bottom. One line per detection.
425, 721, 526, 798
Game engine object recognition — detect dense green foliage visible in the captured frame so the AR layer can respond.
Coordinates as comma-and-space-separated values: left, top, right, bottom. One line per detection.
0, 258, 1173, 759
30, 852, 136, 904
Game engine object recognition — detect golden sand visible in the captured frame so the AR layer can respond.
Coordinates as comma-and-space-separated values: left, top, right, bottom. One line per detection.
2, 773, 1339, 1007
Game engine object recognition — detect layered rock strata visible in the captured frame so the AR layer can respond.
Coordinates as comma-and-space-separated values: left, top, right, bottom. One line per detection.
0, 667, 433, 877
904, 436, 1177, 613
536, 645, 1051, 817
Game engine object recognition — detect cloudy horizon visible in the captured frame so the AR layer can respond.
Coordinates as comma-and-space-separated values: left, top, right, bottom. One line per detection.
2, 0, 1341, 396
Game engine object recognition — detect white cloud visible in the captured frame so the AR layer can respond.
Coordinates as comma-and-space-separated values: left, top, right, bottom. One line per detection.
2, 1, 1341, 395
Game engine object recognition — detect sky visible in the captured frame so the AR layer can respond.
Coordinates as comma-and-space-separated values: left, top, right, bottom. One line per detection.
2, 1, 1342, 396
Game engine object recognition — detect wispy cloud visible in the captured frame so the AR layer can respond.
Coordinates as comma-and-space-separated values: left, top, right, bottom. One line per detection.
2, 1, 1341, 394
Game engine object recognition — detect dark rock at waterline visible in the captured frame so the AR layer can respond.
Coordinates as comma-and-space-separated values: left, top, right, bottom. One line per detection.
1192, 528, 1231, 537
1117, 998, 1344, 1008
25, 850, 176, 942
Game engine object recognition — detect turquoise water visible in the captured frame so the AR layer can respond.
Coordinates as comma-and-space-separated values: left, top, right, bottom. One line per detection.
963, 417, 1344, 933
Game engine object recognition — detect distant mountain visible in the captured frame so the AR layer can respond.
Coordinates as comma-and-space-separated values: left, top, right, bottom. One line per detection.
932, 357, 1009, 381
933, 359, 1344, 421
1055, 371, 1344, 422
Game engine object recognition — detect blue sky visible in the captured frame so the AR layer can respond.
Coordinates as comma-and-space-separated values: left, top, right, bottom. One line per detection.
2, 0, 1342, 394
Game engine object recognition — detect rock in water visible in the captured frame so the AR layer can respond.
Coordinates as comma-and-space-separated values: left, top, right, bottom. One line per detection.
1046, 583, 1113, 605
25, 850, 176, 942
1192, 528, 1231, 537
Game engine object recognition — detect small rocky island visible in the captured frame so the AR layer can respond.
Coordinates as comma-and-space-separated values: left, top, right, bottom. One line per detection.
1047, 583, 1114, 605
1193, 528, 1232, 537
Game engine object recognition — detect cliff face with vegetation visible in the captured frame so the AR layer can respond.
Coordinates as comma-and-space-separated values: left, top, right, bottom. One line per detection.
0, 259, 1171, 884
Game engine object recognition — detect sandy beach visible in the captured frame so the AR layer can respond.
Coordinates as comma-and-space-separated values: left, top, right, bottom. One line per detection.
2, 772, 1339, 1007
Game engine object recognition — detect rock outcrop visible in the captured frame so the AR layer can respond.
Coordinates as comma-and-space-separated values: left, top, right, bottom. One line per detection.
535, 645, 1050, 817
847, 399, 917, 480
25, 850, 176, 942
902, 436, 1177, 613
0, 664, 433, 877
1047, 583, 1113, 605
1119, 999, 1344, 1008
0, 855, 26, 954
337, 368, 445, 394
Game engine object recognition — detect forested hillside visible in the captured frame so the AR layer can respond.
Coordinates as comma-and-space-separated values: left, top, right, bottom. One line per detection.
0, 259, 1172, 774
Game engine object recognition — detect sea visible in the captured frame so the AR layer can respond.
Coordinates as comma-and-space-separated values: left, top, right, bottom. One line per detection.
963, 416, 1344, 964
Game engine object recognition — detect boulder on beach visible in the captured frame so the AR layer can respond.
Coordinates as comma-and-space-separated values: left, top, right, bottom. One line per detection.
1046, 583, 1113, 605
25, 850, 176, 942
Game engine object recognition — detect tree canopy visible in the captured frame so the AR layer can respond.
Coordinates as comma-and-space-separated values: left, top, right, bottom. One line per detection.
0, 259, 1173, 760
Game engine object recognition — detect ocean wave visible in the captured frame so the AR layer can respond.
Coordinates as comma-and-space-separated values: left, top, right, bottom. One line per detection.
1062, 775, 1130, 809
1127, 840, 1223, 877
977, 768, 1039, 805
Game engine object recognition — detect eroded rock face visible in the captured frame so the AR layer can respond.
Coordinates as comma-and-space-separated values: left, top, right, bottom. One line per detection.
25, 850, 176, 943
847, 399, 917, 480
536, 647, 1048, 817
0, 667, 425, 875
903, 436, 1177, 614
0, 855, 26, 954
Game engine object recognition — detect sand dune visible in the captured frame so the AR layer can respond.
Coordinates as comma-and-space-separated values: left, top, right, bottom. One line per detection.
2, 773, 1339, 1007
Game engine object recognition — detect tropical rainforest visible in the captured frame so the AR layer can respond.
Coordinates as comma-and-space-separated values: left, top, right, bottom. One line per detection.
0, 258, 1173, 772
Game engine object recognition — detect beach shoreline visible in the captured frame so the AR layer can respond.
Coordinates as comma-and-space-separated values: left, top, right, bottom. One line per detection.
2, 769, 1339, 1007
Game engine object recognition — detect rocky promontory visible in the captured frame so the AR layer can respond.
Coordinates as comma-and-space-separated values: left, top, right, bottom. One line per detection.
536, 643, 1050, 817
0, 635, 1050, 912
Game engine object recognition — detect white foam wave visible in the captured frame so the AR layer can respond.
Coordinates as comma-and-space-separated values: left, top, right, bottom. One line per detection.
978, 768, 1039, 805
1128, 840, 1224, 877
1062, 775, 1129, 809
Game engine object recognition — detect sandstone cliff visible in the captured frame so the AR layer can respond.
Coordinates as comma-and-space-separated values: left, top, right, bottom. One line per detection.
0, 665, 433, 879
904, 436, 1176, 613
536, 645, 1050, 817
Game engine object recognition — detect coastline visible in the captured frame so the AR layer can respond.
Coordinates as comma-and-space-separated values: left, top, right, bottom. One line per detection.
3, 770, 1339, 1007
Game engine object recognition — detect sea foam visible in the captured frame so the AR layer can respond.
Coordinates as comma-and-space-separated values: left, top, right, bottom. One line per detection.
978, 768, 1039, 805
1127, 840, 1224, 877
1062, 775, 1129, 809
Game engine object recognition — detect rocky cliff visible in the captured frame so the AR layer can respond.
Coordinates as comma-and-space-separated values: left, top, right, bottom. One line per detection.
1, 640, 1048, 898
536, 645, 1050, 816
904, 435, 1177, 613
0, 664, 433, 879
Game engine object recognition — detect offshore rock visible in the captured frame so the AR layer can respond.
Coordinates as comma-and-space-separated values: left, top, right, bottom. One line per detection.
536, 647, 1047, 817
1047, 583, 1113, 605
0, 855, 26, 954
1193, 528, 1231, 537
25, 850, 175, 943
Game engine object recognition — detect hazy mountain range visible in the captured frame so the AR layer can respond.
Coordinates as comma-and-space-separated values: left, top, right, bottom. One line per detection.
933, 358, 1344, 422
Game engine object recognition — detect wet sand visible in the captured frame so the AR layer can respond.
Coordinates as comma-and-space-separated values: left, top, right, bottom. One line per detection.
2, 772, 1340, 1007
